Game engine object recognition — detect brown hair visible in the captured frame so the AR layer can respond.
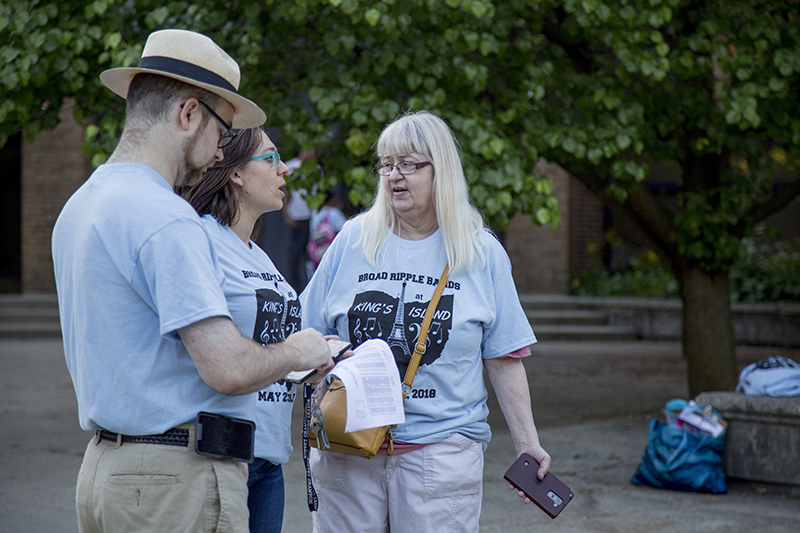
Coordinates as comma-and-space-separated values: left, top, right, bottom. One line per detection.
180, 127, 264, 226
126, 73, 223, 128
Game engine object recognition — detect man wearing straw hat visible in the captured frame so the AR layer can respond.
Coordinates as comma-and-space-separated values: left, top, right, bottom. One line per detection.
52, 29, 333, 532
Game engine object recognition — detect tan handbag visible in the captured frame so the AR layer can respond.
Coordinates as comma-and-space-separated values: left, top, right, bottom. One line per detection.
308, 376, 390, 458
309, 264, 451, 458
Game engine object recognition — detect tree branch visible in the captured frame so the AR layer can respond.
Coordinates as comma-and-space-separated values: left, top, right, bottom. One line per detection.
540, 17, 595, 74
559, 161, 680, 272
751, 174, 800, 224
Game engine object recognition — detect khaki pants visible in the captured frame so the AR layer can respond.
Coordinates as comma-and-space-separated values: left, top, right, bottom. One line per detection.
311, 433, 484, 533
76, 428, 249, 533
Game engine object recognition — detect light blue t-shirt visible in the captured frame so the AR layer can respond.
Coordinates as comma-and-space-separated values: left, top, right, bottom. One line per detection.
300, 217, 536, 446
52, 163, 246, 435
199, 215, 300, 464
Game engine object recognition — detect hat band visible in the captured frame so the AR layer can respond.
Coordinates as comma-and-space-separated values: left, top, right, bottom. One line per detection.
138, 56, 238, 94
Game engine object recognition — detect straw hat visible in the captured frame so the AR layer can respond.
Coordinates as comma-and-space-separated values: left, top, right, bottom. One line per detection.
100, 29, 266, 128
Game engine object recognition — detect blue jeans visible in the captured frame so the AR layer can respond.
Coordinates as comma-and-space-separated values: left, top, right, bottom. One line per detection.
247, 458, 285, 533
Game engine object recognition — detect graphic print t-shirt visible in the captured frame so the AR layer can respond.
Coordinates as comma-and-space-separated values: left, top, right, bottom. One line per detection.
200, 215, 300, 464
300, 217, 535, 446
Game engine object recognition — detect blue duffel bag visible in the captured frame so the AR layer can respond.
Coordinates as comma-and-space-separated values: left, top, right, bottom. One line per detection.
631, 418, 727, 494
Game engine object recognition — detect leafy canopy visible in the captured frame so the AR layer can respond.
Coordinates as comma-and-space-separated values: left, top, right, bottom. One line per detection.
2, 0, 798, 255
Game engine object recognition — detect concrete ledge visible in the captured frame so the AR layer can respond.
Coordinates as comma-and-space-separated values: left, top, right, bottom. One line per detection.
519, 294, 800, 346
696, 392, 800, 487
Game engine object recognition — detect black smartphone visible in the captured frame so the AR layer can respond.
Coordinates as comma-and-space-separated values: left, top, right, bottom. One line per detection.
195, 412, 255, 463
283, 339, 352, 383
504, 453, 573, 519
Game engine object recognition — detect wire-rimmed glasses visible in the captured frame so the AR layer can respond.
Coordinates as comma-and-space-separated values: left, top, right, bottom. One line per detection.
374, 160, 432, 176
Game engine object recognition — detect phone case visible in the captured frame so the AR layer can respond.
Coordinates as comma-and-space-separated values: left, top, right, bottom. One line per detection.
326, 339, 352, 359
503, 453, 573, 519
195, 412, 255, 463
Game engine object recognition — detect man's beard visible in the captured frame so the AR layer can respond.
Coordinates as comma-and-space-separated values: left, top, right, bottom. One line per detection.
176, 128, 212, 188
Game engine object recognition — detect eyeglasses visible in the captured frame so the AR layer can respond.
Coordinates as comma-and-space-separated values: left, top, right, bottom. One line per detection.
197, 100, 237, 148
249, 150, 282, 169
374, 160, 432, 176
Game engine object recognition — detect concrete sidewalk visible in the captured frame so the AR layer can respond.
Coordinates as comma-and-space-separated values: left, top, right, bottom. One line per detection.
2, 338, 799, 532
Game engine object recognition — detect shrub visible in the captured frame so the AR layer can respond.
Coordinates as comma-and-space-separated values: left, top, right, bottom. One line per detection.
730, 237, 800, 303
570, 249, 679, 299
570, 235, 800, 303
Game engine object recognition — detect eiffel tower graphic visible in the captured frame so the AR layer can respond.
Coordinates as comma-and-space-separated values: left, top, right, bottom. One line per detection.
387, 281, 411, 357
275, 281, 288, 341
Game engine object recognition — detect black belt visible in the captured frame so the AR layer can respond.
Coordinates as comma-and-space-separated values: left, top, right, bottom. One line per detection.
97, 427, 190, 447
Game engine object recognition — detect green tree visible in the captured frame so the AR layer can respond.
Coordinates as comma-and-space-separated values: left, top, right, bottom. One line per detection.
522, 0, 800, 395
3, 0, 799, 395
1, 0, 559, 226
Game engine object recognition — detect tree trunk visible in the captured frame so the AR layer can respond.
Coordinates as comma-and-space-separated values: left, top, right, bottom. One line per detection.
679, 266, 738, 397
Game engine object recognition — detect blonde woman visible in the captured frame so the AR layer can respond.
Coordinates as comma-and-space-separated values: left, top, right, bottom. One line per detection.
301, 111, 550, 532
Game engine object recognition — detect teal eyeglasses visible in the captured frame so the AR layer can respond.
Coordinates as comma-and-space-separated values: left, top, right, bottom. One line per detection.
249, 151, 282, 169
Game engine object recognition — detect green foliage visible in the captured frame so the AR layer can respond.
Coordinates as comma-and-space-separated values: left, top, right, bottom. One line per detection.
1, 0, 561, 231
1, 0, 797, 243
0, 0, 112, 146
571, 233, 800, 303
730, 236, 800, 303
534, 0, 800, 272
570, 249, 680, 299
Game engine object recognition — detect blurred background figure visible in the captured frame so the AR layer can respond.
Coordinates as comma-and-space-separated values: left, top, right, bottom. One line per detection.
307, 188, 347, 277
283, 148, 316, 291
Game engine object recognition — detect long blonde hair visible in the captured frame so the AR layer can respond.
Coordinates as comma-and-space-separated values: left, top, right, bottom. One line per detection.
357, 111, 486, 274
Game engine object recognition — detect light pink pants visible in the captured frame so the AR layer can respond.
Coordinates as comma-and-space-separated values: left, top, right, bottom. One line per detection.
311, 432, 484, 533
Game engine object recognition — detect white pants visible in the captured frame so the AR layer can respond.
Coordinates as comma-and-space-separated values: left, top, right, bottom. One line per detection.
310, 433, 484, 533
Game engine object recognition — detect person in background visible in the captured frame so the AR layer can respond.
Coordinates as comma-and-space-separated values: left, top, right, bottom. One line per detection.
52, 29, 332, 532
181, 127, 334, 533
307, 190, 347, 275
283, 148, 316, 291
300, 111, 551, 532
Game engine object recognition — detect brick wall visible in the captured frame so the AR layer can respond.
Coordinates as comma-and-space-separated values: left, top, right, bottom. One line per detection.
568, 177, 605, 279
21, 99, 92, 292
505, 159, 572, 294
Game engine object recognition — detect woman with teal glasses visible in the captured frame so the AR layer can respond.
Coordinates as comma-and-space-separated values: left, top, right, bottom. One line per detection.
181, 127, 329, 533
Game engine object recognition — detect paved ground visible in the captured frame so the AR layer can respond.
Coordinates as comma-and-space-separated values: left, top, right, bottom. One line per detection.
2, 337, 799, 532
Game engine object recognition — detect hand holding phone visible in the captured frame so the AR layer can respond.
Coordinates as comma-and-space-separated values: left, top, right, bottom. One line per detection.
283, 339, 352, 383
325, 339, 352, 361
504, 453, 573, 519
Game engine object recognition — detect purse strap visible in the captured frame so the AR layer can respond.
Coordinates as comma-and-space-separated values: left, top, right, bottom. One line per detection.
401, 263, 450, 397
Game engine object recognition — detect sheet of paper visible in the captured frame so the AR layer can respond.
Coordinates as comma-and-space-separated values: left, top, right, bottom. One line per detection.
676, 405, 726, 437
329, 338, 405, 432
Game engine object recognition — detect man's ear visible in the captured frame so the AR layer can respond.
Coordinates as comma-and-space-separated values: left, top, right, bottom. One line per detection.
178, 98, 202, 132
